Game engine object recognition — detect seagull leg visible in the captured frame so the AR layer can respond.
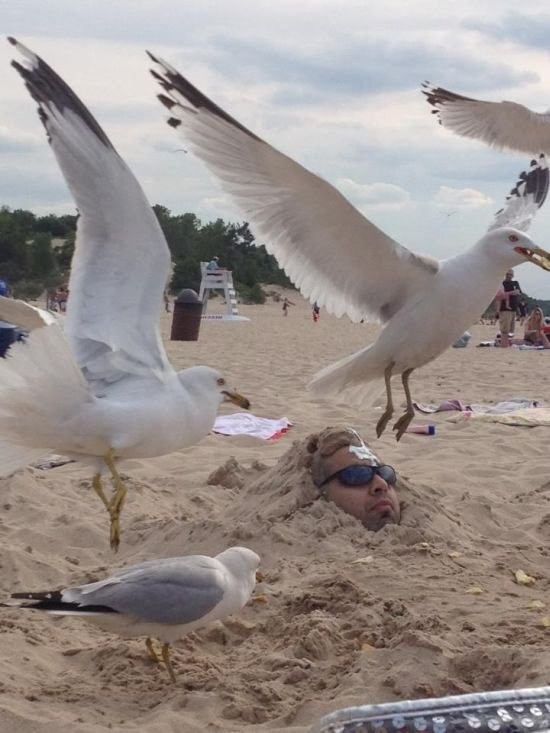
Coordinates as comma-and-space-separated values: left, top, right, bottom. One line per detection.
103, 449, 127, 552
376, 362, 395, 438
392, 368, 415, 441
91, 473, 110, 510
161, 642, 177, 683
145, 637, 160, 664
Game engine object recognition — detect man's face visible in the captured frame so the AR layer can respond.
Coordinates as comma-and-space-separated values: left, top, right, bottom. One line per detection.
321, 446, 401, 531
505, 270, 514, 280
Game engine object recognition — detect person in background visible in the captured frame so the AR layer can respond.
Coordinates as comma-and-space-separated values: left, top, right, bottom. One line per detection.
497, 269, 522, 347
206, 256, 220, 271
312, 301, 320, 322
524, 307, 550, 347
0, 279, 9, 297
56, 286, 69, 313
518, 299, 528, 325
282, 296, 295, 316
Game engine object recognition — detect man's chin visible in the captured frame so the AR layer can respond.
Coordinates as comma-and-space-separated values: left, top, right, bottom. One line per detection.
362, 511, 399, 532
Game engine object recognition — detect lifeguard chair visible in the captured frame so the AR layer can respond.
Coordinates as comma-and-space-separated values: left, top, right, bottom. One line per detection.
198, 262, 249, 321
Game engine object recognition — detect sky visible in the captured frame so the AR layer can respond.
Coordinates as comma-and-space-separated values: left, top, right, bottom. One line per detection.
2, 0, 550, 296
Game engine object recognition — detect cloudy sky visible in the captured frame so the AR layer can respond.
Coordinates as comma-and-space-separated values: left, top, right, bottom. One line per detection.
3, 1, 550, 296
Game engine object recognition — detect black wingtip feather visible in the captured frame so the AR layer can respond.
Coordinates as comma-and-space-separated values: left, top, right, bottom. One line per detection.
150, 60, 263, 142
157, 93, 176, 110
10, 42, 114, 150
12, 590, 64, 601
9, 590, 117, 614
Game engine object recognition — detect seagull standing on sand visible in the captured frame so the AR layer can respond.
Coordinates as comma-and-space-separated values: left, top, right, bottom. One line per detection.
148, 54, 550, 439
423, 82, 550, 155
1, 38, 249, 550
1, 546, 260, 682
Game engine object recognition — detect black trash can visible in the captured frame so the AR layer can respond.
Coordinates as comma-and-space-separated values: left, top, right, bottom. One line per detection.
0, 320, 19, 358
170, 289, 203, 341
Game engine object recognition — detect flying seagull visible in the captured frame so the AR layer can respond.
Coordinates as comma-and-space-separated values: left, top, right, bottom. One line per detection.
148, 53, 550, 439
1, 546, 260, 682
422, 82, 550, 155
3, 37, 249, 550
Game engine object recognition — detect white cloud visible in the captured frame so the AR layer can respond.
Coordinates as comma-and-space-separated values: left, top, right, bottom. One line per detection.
433, 185, 493, 210
2, 1, 550, 296
337, 178, 412, 209
0, 126, 42, 153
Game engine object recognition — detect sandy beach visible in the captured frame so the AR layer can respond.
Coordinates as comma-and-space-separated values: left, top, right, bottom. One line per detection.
2, 292, 550, 732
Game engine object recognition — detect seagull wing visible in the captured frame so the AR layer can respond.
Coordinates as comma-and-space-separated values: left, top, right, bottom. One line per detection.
423, 82, 550, 155
10, 38, 173, 386
63, 555, 226, 624
149, 54, 439, 324
0, 295, 60, 331
488, 154, 549, 232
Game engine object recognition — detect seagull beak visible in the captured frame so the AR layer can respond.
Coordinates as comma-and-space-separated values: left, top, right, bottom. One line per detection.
515, 245, 550, 272
222, 389, 250, 410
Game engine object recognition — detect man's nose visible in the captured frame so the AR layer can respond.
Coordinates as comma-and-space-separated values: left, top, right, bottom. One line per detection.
368, 474, 389, 496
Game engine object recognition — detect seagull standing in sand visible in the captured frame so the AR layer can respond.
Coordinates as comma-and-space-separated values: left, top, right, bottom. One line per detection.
1, 546, 260, 682
147, 54, 550, 439
1, 38, 249, 550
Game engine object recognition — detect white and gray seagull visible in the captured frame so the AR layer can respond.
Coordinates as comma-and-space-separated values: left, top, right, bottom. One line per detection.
148, 54, 550, 440
1, 38, 249, 550
423, 82, 550, 155
0, 546, 260, 682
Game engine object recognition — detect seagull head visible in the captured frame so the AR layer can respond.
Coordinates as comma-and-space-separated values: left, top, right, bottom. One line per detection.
177, 365, 250, 409
216, 546, 261, 602
483, 228, 550, 272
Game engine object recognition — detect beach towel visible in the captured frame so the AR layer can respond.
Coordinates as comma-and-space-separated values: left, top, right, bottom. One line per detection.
448, 406, 550, 427
414, 398, 541, 414
213, 413, 293, 440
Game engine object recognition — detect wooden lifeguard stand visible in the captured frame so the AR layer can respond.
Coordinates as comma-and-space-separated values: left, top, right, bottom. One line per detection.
198, 262, 249, 321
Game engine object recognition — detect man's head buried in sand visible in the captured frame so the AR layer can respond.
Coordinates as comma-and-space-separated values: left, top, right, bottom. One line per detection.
309, 427, 401, 531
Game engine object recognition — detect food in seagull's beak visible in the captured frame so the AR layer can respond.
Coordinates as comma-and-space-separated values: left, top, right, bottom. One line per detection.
222, 390, 250, 409
515, 245, 550, 272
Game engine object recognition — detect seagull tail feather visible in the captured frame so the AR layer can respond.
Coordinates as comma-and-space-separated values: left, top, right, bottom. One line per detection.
307, 344, 386, 406
0, 324, 91, 477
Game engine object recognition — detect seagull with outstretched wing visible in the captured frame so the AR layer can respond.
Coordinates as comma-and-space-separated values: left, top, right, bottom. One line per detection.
2, 38, 249, 551
148, 53, 550, 439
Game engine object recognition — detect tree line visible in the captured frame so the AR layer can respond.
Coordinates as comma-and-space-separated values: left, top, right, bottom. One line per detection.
0, 204, 292, 303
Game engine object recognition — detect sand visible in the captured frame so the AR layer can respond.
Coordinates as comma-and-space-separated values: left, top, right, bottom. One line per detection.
2, 292, 550, 733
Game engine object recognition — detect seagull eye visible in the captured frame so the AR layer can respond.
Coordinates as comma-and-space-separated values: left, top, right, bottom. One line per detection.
508, 234, 519, 242
217, 377, 226, 386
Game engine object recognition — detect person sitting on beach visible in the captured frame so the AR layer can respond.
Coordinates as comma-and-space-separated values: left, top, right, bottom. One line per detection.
309, 426, 401, 530
524, 307, 550, 347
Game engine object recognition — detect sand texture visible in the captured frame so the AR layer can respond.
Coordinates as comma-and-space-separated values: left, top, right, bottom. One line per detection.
1, 293, 550, 732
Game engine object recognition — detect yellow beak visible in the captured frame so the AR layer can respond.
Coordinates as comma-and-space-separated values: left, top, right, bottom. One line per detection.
222, 389, 251, 410
515, 245, 550, 272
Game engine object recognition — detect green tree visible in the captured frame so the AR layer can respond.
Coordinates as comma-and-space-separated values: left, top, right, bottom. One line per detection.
29, 232, 58, 281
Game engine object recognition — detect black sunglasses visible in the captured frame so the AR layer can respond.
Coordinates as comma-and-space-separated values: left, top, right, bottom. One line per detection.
320, 464, 397, 489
